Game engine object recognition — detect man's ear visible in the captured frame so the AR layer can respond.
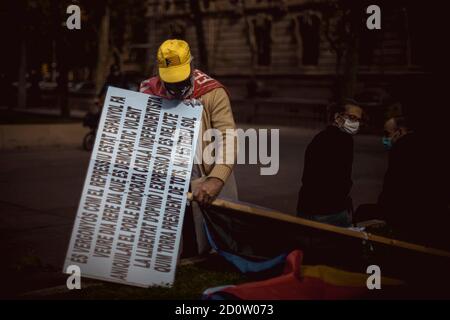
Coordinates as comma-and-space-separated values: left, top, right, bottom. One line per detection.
392, 128, 404, 142
334, 113, 342, 125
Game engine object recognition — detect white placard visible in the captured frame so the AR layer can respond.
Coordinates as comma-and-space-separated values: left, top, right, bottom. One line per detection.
64, 87, 203, 287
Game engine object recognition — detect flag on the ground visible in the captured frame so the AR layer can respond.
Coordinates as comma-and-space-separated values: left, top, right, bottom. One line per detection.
204, 220, 287, 273
200, 198, 450, 295
202, 250, 403, 300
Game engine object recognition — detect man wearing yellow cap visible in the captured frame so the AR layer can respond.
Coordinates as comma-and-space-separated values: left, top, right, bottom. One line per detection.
140, 39, 237, 256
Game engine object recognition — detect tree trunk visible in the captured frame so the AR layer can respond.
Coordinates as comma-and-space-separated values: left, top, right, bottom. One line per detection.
343, 36, 359, 99
189, 0, 208, 71
95, 6, 111, 96
17, 39, 27, 109
54, 0, 70, 118
57, 42, 70, 119
333, 51, 344, 105
342, 4, 362, 101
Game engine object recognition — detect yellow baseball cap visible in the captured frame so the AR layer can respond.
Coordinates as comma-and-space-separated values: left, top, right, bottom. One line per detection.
157, 39, 192, 83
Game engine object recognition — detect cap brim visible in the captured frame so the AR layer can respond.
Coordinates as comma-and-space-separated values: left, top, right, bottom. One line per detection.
159, 63, 191, 83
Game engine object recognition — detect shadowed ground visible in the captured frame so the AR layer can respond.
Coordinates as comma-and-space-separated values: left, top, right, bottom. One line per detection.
0, 123, 387, 298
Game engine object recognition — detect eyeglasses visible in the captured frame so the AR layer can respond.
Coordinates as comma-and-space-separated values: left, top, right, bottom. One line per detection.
343, 113, 362, 122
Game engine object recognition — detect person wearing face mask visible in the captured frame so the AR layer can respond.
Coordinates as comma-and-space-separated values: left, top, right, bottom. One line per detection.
296, 100, 363, 227
377, 117, 414, 221
355, 115, 449, 248
352, 117, 412, 226
381, 117, 410, 151
139, 39, 238, 257
375, 116, 428, 243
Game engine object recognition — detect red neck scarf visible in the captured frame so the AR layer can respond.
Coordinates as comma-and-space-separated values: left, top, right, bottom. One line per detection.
139, 69, 228, 99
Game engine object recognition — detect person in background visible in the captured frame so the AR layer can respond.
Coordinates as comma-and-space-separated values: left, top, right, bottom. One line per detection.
98, 64, 129, 101
29, 69, 42, 108
355, 115, 449, 248
377, 117, 440, 244
87, 64, 131, 130
381, 117, 410, 151
297, 100, 363, 227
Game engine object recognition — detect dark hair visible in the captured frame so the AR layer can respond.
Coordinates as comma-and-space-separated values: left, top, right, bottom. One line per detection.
327, 98, 361, 121
394, 116, 409, 130
110, 64, 120, 73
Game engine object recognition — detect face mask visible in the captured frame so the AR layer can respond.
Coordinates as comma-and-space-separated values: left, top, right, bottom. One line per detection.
341, 119, 360, 135
382, 136, 393, 150
164, 77, 193, 100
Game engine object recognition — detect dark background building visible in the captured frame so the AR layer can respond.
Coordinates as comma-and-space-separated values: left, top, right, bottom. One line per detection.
0, 0, 439, 128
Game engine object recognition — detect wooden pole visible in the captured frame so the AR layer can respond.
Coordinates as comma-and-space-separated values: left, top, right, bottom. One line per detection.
186, 193, 450, 259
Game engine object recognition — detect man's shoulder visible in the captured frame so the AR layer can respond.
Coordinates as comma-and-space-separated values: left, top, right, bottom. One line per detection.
140, 75, 157, 84
391, 133, 417, 158
193, 69, 229, 99
307, 128, 328, 151
397, 132, 417, 146
312, 126, 351, 146
139, 76, 158, 93
199, 87, 229, 103
204, 86, 228, 96
314, 126, 336, 140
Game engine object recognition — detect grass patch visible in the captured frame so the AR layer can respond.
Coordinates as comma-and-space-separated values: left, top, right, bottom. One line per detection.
48, 256, 248, 300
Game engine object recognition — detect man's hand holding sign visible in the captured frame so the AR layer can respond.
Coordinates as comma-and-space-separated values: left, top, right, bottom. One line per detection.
193, 177, 224, 207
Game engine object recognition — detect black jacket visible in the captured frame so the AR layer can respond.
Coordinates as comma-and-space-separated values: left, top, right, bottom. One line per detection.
378, 133, 419, 219
378, 133, 449, 245
297, 125, 354, 215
